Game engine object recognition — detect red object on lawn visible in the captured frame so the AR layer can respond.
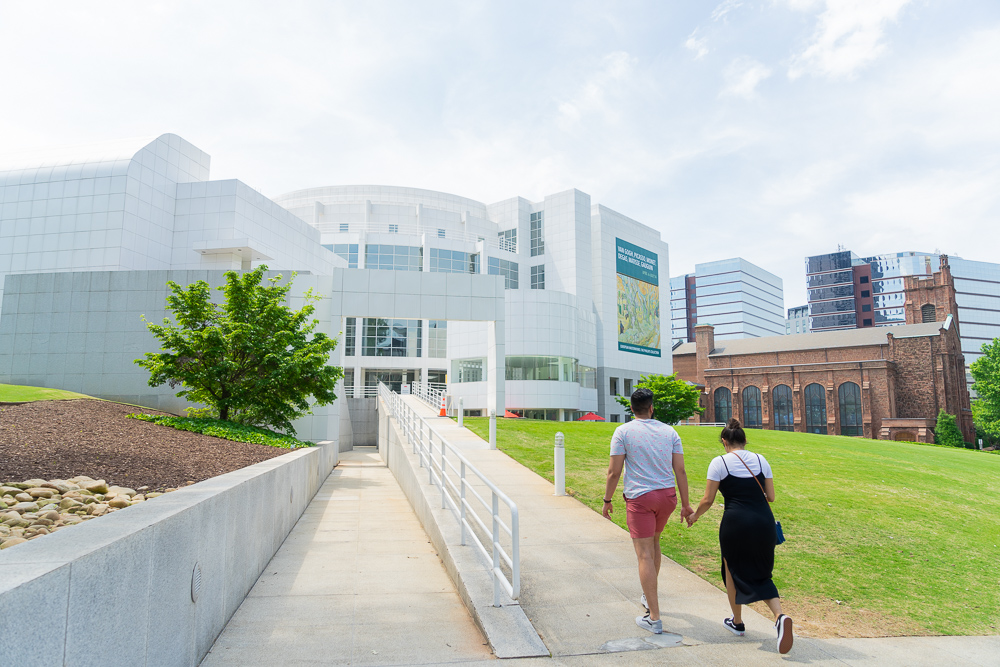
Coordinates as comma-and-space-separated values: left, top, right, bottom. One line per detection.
577, 412, 605, 421
504, 410, 521, 418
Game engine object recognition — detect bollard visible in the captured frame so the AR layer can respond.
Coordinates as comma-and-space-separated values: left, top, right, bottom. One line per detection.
489, 410, 497, 450
458, 397, 464, 428
554, 432, 565, 496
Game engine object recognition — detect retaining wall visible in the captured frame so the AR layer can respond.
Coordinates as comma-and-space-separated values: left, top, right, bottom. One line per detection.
0, 441, 338, 667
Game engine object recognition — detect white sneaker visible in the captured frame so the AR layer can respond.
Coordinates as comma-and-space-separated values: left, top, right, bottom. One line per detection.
636, 613, 662, 634
776, 614, 793, 654
640, 593, 648, 612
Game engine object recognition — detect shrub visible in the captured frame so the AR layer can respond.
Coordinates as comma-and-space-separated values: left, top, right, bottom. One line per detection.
933, 410, 966, 448
127, 414, 312, 449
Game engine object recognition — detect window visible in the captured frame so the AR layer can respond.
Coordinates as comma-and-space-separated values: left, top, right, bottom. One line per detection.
742, 386, 762, 429
921, 304, 936, 323
488, 257, 519, 289
430, 248, 478, 274
772, 385, 793, 431
530, 211, 544, 256
344, 317, 356, 356
861, 290, 871, 298
804, 383, 827, 434
863, 318, 873, 326
428, 320, 447, 358
861, 304, 872, 312
427, 369, 447, 387
343, 368, 355, 397
339, 223, 349, 232
497, 228, 517, 253
610, 414, 620, 423
505, 356, 577, 381
451, 358, 485, 383
364, 369, 418, 394
530, 264, 545, 289
579, 366, 596, 389
714, 388, 732, 423
361, 318, 422, 357
324, 243, 359, 268
860, 276, 869, 283
839, 382, 863, 436
365, 244, 422, 271
389, 224, 399, 233
610, 377, 619, 396
437, 228, 445, 238
624, 379, 633, 396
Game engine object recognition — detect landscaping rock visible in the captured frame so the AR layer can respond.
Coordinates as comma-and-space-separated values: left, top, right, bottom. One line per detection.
0, 537, 28, 549
108, 498, 130, 509
81, 480, 109, 494
26, 487, 55, 499
11, 502, 40, 513
14, 493, 32, 502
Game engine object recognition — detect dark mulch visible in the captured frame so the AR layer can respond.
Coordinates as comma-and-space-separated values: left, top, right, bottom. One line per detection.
0, 399, 286, 491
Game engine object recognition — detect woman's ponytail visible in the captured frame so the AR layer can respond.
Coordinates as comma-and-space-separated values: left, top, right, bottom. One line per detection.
721, 418, 747, 446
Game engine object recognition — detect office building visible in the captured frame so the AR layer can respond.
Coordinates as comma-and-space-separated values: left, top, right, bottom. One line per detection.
670, 258, 784, 344
785, 305, 808, 335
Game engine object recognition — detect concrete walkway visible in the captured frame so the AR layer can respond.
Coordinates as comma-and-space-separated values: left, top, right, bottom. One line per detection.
401, 397, 1000, 666
201, 449, 494, 666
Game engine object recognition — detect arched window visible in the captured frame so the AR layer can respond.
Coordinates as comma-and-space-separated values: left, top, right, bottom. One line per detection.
921, 304, 936, 323
714, 388, 732, 423
804, 383, 827, 435
772, 385, 794, 431
742, 386, 762, 429
839, 382, 863, 436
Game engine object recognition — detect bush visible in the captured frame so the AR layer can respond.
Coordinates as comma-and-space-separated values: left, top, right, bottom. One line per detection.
934, 410, 966, 448
127, 414, 312, 449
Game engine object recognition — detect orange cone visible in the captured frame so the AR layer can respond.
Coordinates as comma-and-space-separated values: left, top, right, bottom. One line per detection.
439, 394, 447, 417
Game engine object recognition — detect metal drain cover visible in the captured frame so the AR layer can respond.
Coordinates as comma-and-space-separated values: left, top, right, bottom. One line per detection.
191, 562, 203, 603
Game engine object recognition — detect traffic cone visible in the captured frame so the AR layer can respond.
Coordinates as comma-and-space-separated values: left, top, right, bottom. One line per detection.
439, 394, 447, 417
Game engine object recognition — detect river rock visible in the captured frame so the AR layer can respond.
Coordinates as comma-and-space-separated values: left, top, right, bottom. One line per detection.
11, 502, 40, 514
7, 482, 31, 490
69, 476, 94, 484
1, 486, 19, 495
27, 488, 56, 499
41, 510, 61, 521
14, 493, 33, 502
60, 498, 83, 510
82, 480, 109, 494
89, 504, 109, 517
0, 537, 28, 549
108, 497, 130, 509
146, 492, 164, 498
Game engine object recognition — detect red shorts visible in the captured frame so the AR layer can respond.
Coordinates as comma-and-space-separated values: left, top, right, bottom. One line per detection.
625, 488, 677, 539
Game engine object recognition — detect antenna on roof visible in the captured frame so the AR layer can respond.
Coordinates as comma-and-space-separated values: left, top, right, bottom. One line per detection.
837, 243, 846, 252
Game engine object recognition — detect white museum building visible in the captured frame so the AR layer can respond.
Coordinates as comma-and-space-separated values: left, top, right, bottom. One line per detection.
0, 134, 671, 443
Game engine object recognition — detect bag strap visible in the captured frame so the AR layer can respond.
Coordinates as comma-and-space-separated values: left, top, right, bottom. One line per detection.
733, 451, 768, 501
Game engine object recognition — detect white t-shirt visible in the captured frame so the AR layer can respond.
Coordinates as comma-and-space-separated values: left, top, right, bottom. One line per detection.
610, 419, 684, 499
707, 451, 773, 482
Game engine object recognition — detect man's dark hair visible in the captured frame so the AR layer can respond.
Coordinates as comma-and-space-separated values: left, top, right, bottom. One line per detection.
630, 387, 654, 416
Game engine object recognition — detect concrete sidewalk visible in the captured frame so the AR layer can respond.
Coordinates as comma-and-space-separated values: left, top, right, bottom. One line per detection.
403, 397, 1000, 666
201, 449, 495, 666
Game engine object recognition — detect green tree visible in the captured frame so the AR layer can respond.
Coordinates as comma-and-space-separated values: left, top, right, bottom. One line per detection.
135, 267, 343, 435
971, 338, 1000, 441
615, 373, 705, 424
933, 410, 966, 448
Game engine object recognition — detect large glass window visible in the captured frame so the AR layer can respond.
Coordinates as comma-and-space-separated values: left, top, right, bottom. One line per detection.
579, 365, 596, 389
497, 228, 517, 253
714, 388, 732, 423
530, 212, 544, 256
361, 318, 422, 357
804, 383, 828, 434
430, 248, 479, 274
742, 386, 762, 429
365, 244, 422, 271
772, 385, 793, 431
505, 356, 577, 382
364, 368, 418, 394
488, 257, 519, 289
323, 243, 359, 268
839, 382, 863, 436
807, 270, 854, 288
530, 264, 545, 289
428, 320, 447, 358
452, 358, 485, 383
344, 317, 356, 356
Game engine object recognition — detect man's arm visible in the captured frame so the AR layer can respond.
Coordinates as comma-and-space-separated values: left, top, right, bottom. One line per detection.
603, 454, 625, 519
672, 451, 693, 518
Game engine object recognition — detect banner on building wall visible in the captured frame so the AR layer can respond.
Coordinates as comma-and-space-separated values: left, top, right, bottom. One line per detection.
616, 238, 661, 357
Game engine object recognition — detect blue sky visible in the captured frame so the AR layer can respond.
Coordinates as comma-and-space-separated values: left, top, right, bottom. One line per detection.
2, 1, 998, 306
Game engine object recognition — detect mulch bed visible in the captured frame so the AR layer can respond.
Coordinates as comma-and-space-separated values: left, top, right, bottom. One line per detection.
0, 399, 286, 491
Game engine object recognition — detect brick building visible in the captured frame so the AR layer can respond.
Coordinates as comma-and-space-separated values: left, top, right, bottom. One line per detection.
673, 258, 973, 443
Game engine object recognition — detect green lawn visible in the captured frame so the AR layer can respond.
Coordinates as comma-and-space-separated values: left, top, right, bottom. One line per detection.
0, 383, 96, 402
462, 417, 1000, 636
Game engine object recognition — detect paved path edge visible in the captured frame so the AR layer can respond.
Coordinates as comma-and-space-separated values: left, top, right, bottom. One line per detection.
378, 399, 550, 659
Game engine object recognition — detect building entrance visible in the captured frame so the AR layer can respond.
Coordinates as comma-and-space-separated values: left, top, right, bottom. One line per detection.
364, 369, 420, 394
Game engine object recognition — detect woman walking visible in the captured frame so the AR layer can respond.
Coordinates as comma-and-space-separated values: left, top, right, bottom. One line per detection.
687, 418, 793, 654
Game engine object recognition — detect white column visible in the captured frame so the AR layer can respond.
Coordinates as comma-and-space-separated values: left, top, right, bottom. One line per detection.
487, 319, 505, 416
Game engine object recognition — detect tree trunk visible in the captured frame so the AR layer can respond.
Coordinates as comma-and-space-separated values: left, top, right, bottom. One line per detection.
219, 405, 229, 421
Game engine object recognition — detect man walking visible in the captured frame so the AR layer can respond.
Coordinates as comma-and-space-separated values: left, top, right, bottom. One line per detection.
603, 387, 692, 634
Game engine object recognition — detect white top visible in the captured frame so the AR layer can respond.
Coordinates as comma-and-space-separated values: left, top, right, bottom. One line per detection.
610, 419, 684, 498
707, 451, 773, 482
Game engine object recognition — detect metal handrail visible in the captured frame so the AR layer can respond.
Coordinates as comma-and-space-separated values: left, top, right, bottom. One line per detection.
411, 380, 445, 410
377, 382, 520, 605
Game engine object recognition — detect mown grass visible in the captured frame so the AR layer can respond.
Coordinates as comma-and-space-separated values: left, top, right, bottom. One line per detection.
127, 414, 312, 449
0, 383, 96, 402
462, 417, 1000, 636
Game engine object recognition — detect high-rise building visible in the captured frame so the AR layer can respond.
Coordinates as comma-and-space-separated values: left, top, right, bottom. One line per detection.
785, 305, 808, 335
670, 258, 784, 344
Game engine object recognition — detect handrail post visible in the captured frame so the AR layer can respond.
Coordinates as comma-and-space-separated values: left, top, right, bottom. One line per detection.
554, 431, 565, 496
428, 430, 434, 485
489, 409, 497, 450
457, 397, 464, 428
460, 461, 467, 546
440, 437, 447, 509
492, 492, 501, 607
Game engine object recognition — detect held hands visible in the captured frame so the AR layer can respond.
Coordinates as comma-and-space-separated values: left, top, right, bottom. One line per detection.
680, 505, 698, 527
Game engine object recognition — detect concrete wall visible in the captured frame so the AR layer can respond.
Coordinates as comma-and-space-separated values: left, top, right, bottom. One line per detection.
343, 397, 378, 448
0, 441, 338, 667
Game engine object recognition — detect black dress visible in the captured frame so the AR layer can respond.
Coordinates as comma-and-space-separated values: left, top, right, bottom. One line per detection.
717, 453, 780, 604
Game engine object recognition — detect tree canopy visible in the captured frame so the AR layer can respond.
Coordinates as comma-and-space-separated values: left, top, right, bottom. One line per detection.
970, 338, 1000, 441
934, 410, 966, 448
135, 267, 343, 435
615, 373, 705, 424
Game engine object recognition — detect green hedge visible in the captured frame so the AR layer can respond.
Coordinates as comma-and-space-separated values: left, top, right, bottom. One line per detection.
127, 414, 313, 449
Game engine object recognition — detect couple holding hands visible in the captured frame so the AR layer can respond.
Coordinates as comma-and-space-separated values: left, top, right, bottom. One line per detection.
603, 388, 793, 655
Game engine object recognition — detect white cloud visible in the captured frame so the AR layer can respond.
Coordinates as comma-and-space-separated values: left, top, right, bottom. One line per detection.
685, 31, 709, 59
788, 0, 912, 79
721, 56, 773, 98
557, 51, 637, 129
712, 0, 745, 22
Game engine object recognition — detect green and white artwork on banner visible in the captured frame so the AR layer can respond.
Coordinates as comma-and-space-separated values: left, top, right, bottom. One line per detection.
616, 238, 661, 357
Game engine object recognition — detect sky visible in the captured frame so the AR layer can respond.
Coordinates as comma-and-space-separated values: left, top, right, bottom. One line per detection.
1, 0, 998, 307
